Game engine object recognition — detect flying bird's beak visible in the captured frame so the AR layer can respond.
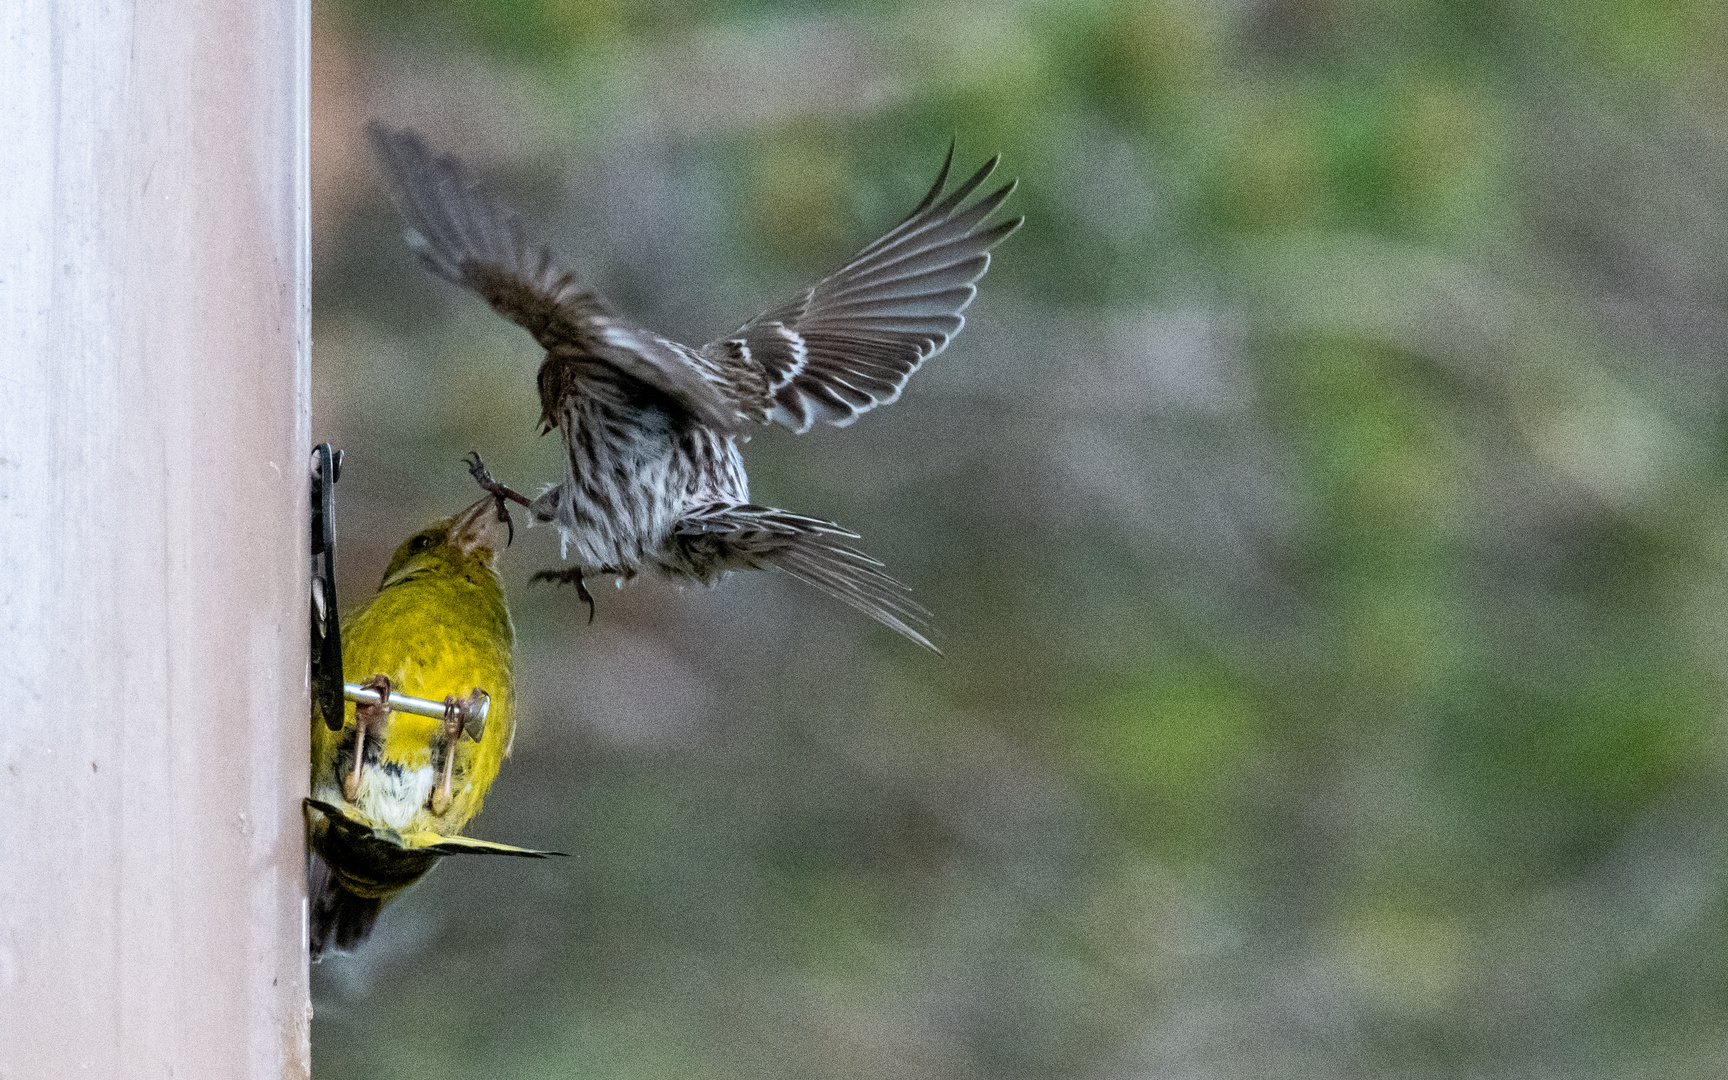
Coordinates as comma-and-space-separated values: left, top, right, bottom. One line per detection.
449, 494, 511, 559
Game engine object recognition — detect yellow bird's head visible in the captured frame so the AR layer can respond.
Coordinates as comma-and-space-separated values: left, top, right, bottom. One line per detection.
378, 494, 512, 592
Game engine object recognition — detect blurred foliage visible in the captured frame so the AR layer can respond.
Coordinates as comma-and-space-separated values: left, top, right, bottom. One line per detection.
310, 0, 1728, 1077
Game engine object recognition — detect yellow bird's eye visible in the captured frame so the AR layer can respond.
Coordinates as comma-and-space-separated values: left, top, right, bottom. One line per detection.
409, 535, 432, 553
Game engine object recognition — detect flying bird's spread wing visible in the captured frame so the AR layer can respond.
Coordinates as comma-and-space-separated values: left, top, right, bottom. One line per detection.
704, 146, 1022, 433
368, 124, 739, 429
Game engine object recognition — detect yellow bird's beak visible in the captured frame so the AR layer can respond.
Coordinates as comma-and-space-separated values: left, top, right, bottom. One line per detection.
449, 494, 512, 559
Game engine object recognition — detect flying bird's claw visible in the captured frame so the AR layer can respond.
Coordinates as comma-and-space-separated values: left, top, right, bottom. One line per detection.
494, 500, 516, 547
466, 451, 533, 507
531, 567, 596, 624
467, 451, 532, 546
463, 450, 491, 486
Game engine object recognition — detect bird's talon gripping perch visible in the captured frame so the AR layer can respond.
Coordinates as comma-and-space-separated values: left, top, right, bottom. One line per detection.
531, 567, 596, 624
429, 697, 461, 816
344, 674, 392, 803
460, 687, 489, 743
429, 688, 487, 816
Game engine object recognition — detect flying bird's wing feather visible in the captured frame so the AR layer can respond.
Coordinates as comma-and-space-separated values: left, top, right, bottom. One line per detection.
368, 124, 739, 429
703, 146, 1022, 433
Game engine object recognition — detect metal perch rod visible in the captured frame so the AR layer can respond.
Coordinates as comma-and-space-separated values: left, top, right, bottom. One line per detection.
343, 682, 490, 730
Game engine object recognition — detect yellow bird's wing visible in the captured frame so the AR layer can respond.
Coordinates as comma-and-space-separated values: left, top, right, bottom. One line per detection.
405, 833, 566, 858
306, 798, 562, 859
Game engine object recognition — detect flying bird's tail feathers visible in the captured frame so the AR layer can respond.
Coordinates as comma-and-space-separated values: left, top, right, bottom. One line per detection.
674, 503, 938, 652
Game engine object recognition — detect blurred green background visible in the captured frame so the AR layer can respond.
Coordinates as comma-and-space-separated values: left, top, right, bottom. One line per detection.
309, 1, 1728, 1076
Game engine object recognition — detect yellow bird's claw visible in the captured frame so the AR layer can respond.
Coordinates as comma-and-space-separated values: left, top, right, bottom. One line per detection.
346, 674, 392, 805
429, 691, 472, 816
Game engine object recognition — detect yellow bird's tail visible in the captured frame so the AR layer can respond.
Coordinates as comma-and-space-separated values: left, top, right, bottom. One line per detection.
309, 852, 384, 961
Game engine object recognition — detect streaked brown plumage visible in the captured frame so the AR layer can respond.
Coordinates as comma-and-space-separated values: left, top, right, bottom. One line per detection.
369, 124, 1020, 650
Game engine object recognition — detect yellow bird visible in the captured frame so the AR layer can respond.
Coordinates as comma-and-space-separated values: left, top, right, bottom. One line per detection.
307, 488, 553, 960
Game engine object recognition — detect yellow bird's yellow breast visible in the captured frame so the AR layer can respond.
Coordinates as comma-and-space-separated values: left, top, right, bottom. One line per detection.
311, 565, 515, 839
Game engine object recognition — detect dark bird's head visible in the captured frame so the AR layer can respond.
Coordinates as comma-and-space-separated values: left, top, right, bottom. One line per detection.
378, 496, 512, 591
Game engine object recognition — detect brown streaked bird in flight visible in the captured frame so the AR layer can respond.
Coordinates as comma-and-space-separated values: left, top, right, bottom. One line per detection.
368, 124, 1021, 651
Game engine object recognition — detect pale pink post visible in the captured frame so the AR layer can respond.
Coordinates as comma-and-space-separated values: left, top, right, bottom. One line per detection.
0, 0, 312, 1075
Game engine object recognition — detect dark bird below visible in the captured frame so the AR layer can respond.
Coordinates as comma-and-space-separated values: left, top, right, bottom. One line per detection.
369, 125, 1021, 651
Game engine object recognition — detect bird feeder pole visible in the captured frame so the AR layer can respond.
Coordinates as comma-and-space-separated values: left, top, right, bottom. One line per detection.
0, 0, 312, 1075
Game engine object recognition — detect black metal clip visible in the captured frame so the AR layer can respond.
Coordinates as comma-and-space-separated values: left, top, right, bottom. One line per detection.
310, 444, 345, 730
